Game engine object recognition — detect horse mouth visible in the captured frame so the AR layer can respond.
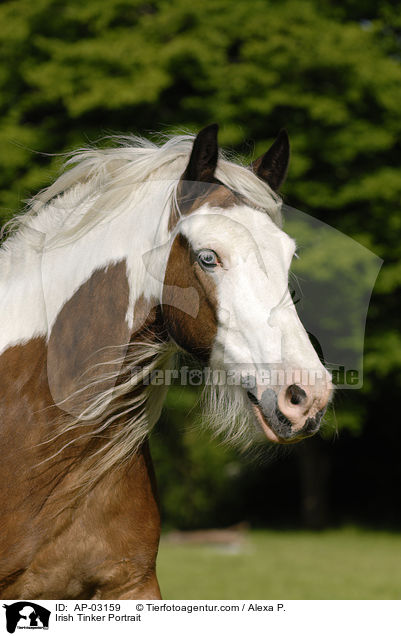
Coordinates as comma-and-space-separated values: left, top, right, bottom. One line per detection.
250, 402, 281, 443
249, 402, 296, 444
247, 391, 306, 445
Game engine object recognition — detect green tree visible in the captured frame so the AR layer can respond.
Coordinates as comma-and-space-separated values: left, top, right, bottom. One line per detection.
1, 0, 400, 526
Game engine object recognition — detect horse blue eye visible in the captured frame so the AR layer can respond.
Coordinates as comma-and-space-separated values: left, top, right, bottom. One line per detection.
197, 249, 218, 269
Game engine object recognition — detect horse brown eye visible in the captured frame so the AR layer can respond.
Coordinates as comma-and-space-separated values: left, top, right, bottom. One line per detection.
197, 249, 218, 269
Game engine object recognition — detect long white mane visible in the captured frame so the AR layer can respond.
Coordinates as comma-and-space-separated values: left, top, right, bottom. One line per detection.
2, 133, 282, 249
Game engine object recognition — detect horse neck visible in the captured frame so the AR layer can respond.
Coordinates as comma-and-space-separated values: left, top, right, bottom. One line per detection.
2, 183, 182, 507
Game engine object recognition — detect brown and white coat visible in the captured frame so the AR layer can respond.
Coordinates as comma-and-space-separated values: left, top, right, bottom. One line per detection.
0, 126, 332, 599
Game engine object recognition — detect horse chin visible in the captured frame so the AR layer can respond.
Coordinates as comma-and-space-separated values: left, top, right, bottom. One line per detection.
250, 403, 299, 445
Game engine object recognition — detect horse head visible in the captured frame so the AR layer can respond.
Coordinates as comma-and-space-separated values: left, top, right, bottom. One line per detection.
162, 125, 333, 444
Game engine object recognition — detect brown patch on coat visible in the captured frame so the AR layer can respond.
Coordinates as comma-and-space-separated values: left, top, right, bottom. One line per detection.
47, 261, 130, 416
162, 233, 217, 363
0, 263, 165, 599
0, 337, 58, 587
0, 339, 162, 599
1, 441, 161, 599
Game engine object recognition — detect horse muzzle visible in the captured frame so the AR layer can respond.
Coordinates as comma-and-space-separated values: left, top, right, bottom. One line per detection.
247, 381, 333, 443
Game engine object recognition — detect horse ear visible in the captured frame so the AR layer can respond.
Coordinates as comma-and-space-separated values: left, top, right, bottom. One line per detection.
182, 123, 219, 183
251, 129, 290, 192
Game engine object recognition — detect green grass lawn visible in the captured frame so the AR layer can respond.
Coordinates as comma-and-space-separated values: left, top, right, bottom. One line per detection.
157, 527, 401, 599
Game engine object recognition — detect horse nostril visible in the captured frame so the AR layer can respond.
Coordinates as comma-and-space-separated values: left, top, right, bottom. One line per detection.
286, 384, 307, 406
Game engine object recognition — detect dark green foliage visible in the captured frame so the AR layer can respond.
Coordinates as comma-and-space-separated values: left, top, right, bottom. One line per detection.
1, 0, 400, 526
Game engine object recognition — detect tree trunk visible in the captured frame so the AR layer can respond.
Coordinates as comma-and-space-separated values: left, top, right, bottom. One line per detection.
296, 436, 331, 529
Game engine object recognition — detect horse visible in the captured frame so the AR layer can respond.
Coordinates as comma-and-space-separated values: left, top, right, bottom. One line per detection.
0, 124, 332, 599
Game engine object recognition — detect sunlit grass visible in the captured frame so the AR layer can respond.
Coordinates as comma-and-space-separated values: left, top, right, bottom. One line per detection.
157, 527, 401, 599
